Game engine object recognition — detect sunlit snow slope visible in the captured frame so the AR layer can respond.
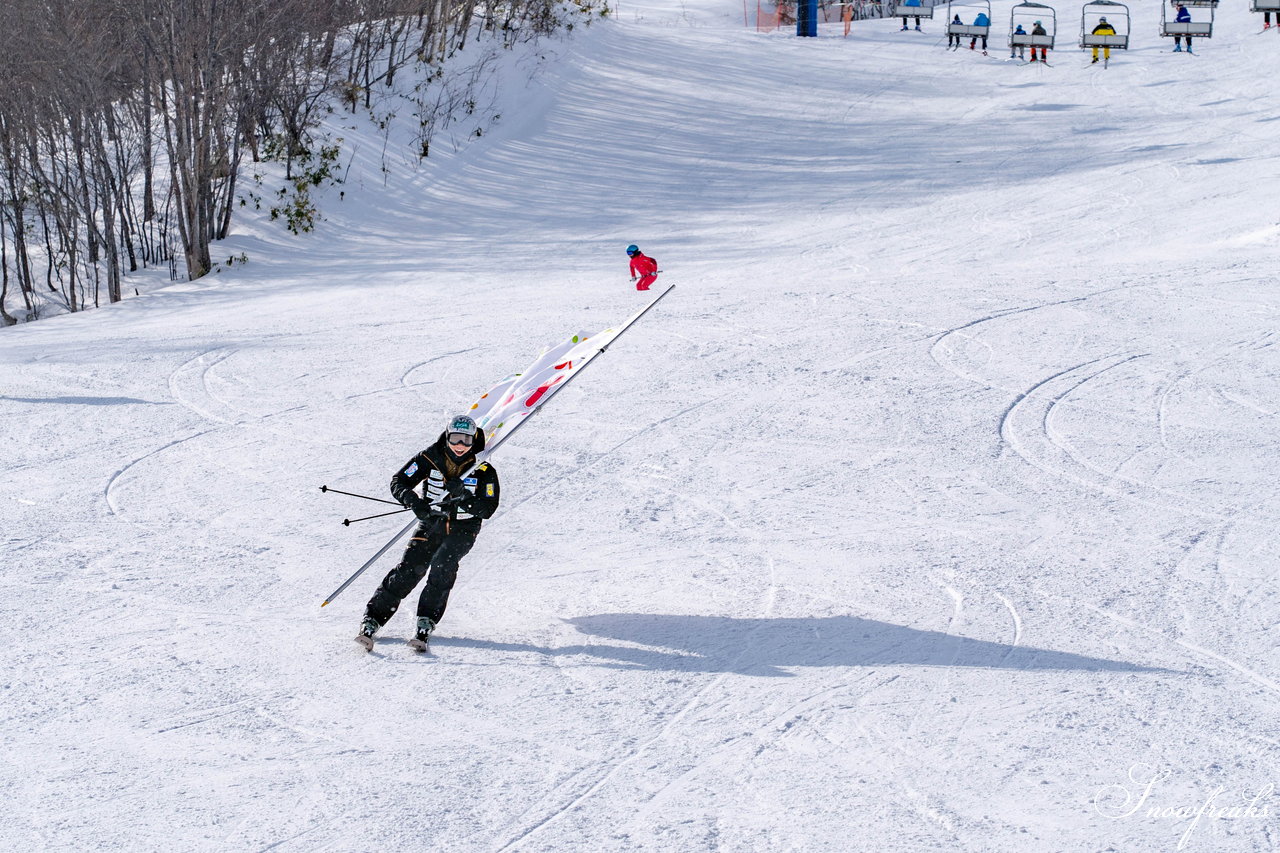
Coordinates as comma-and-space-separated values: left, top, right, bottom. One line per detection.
4, 1, 1280, 850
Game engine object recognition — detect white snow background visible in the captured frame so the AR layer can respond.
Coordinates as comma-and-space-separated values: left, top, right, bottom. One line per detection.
3, 0, 1280, 849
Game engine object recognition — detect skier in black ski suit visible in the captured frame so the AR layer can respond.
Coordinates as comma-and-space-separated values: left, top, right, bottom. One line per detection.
357, 414, 500, 651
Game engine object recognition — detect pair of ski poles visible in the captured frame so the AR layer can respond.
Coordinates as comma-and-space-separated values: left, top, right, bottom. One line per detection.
319, 485, 409, 526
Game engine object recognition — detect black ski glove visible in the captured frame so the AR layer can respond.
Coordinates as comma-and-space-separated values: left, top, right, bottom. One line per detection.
408, 496, 443, 522
443, 478, 468, 502
438, 479, 473, 511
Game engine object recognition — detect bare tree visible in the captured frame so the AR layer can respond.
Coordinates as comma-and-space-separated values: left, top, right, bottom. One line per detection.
0, 0, 609, 324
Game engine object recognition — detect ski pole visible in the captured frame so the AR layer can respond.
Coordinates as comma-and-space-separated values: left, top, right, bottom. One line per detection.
322, 510, 451, 607
321, 517, 417, 607
342, 508, 411, 526
320, 284, 675, 608
320, 485, 400, 505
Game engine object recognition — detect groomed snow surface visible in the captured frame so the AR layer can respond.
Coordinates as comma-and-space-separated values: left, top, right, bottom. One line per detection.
4, 0, 1280, 849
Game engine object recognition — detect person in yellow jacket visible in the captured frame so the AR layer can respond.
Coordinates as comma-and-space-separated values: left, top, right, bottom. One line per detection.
1091, 17, 1117, 63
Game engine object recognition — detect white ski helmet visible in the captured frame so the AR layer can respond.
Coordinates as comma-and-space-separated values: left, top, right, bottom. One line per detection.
446, 414, 478, 442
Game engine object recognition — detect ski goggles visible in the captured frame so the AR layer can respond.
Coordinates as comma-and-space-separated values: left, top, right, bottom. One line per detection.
447, 432, 475, 447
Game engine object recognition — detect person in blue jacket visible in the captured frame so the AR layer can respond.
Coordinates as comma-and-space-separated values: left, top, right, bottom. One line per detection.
948, 13, 963, 47
970, 10, 990, 53
900, 0, 923, 31
1173, 4, 1194, 53
1011, 23, 1027, 59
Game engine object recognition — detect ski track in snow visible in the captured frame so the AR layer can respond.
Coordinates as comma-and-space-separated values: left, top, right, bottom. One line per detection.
168, 347, 244, 425
104, 428, 218, 519
1075, 598, 1280, 699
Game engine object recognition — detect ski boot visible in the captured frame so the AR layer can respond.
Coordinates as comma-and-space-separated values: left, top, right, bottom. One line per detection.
1173, 43, 1182, 52
408, 617, 436, 653
900, 24, 909, 30
356, 617, 379, 652
914, 24, 922, 30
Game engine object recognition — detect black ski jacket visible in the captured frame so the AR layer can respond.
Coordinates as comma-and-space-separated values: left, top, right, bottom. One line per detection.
390, 431, 500, 526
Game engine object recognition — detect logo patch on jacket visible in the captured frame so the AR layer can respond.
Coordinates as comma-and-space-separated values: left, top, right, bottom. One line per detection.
404, 462, 418, 476
463, 477, 477, 487
486, 484, 495, 497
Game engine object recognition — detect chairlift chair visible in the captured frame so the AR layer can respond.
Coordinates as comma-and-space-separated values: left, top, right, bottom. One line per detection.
892, 0, 936, 20
1250, 0, 1280, 13
1080, 0, 1129, 65
947, 0, 992, 39
1010, 2, 1056, 50
1162, 0, 1213, 40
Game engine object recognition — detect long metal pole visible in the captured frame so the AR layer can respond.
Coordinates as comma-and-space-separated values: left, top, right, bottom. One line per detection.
320, 284, 675, 608
473, 283, 675, 466
321, 518, 418, 607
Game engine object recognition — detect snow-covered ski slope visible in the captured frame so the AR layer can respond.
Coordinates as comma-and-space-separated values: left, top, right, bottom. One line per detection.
4, 1, 1280, 849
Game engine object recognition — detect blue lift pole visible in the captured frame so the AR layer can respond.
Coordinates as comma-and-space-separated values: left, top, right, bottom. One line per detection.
797, 0, 819, 35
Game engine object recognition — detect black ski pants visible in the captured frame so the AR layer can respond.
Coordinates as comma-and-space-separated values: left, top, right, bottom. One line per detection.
364, 520, 479, 627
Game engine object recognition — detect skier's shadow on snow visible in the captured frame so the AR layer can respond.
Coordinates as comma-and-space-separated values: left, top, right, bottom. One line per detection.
436, 614, 1173, 677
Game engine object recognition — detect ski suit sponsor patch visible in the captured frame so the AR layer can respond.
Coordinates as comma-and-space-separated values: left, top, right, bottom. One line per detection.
404, 462, 419, 476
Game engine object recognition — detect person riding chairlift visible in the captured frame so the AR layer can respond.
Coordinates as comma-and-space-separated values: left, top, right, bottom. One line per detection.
900, 0, 923, 31
1011, 23, 1027, 59
1173, 4, 1194, 53
1030, 20, 1049, 63
970, 10, 990, 53
1091, 16, 1117, 64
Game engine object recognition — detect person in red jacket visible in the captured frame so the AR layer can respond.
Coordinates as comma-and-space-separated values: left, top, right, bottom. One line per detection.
626, 244, 658, 291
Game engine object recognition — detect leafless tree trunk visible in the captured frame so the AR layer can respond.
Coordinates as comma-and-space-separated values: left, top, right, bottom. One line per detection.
0, 208, 15, 326
0, 0, 609, 322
